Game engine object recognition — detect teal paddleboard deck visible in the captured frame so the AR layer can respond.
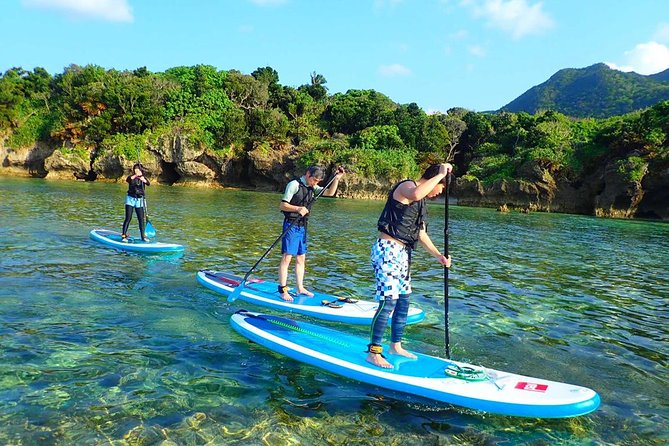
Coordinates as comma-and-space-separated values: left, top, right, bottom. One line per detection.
230, 310, 600, 418
197, 269, 425, 325
89, 229, 184, 254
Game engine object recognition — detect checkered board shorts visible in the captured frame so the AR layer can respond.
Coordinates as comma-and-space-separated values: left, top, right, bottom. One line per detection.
371, 238, 411, 300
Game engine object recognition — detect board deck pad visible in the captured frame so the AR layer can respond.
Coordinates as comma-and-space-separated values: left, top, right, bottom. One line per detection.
230, 310, 601, 418
197, 269, 425, 325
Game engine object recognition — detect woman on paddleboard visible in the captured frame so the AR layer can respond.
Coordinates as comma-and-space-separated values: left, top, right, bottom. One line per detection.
367, 163, 453, 368
278, 165, 345, 302
121, 163, 150, 242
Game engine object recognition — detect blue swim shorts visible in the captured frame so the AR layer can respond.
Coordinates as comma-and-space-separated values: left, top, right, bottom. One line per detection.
281, 221, 307, 256
125, 196, 144, 208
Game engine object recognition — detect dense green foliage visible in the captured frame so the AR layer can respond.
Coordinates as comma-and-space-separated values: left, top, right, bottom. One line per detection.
1, 64, 667, 186
501, 63, 669, 119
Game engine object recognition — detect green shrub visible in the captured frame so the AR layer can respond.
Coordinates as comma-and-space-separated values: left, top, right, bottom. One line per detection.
523, 145, 569, 169
101, 133, 147, 161
616, 156, 647, 182
60, 144, 90, 161
298, 137, 350, 168
7, 112, 49, 148
467, 154, 515, 185
300, 147, 419, 180
568, 142, 610, 174
350, 125, 405, 151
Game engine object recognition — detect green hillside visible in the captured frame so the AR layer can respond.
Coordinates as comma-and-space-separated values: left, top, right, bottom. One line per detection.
500, 63, 669, 118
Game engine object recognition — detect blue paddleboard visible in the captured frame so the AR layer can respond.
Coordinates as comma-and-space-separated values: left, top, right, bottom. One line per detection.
197, 269, 425, 325
230, 310, 600, 418
89, 229, 184, 254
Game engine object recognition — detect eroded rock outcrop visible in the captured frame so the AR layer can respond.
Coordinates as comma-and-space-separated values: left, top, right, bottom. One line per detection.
637, 165, 669, 219
594, 159, 648, 218
454, 159, 667, 219
1, 138, 667, 220
0, 142, 55, 177
44, 149, 91, 180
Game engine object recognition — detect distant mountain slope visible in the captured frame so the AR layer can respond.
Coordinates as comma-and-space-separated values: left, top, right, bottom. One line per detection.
499, 63, 669, 118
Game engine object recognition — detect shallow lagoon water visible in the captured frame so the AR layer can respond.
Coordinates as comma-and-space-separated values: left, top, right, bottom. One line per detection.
0, 175, 667, 445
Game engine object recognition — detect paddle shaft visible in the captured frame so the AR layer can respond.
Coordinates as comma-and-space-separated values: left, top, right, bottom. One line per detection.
134, 148, 152, 233
237, 172, 340, 287
444, 173, 452, 359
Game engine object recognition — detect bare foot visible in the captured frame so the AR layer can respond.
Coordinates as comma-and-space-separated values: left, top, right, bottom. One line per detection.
280, 291, 294, 302
389, 343, 417, 359
366, 353, 393, 369
297, 288, 314, 297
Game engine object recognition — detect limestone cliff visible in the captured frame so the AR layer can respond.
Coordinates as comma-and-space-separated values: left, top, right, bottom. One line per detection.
454, 158, 666, 219
1, 139, 666, 220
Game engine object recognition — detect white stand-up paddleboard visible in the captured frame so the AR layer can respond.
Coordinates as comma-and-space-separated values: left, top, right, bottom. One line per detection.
230, 310, 600, 418
89, 229, 184, 254
197, 269, 425, 325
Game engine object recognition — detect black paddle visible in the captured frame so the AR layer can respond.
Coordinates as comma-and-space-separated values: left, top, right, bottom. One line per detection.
444, 172, 453, 359
134, 148, 156, 238
229, 168, 343, 302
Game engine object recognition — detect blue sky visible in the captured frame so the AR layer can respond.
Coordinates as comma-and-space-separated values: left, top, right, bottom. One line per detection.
2, 0, 669, 112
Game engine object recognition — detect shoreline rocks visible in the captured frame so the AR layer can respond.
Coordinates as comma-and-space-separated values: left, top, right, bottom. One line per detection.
2, 141, 666, 220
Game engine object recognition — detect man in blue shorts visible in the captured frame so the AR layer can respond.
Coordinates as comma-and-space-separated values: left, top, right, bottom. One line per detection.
278, 166, 345, 301
366, 163, 453, 368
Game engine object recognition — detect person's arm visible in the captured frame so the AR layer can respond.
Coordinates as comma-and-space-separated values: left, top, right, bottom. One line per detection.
129, 173, 149, 184
280, 201, 309, 216
279, 181, 309, 216
396, 163, 452, 203
418, 229, 452, 267
320, 167, 346, 197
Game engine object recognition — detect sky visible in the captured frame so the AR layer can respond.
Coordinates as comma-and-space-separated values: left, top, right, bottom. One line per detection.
2, 0, 669, 112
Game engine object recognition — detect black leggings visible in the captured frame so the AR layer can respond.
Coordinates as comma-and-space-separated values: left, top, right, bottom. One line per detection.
122, 205, 146, 238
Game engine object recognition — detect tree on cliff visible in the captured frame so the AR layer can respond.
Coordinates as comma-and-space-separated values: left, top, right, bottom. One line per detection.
1, 64, 667, 220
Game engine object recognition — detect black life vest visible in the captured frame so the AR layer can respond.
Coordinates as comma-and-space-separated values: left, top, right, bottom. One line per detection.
377, 180, 427, 249
282, 178, 315, 225
126, 175, 147, 198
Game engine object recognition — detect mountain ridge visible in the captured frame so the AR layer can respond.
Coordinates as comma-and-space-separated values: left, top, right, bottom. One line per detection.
499, 63, 669, 118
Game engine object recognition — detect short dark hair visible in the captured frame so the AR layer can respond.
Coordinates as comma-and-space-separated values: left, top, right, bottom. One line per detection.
133, 163, 144, 173
421, 164, 444, 182
306, 165, 324, 179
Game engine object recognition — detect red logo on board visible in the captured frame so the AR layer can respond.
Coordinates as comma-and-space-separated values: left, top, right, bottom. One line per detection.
515, 382, 548, 392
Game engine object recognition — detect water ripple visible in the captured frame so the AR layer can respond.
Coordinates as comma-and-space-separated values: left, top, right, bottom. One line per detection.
0, 176, 667, 445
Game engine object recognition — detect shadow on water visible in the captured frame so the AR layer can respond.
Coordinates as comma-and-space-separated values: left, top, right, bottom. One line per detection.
0, 176, 667, 445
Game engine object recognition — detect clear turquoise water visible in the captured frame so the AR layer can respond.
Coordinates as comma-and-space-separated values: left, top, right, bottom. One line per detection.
0, 175, 667, 445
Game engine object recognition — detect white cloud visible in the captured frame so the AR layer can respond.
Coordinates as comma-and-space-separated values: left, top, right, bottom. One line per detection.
470, 0, 554, 39
450, 29, 469, 40
22, 0, 133, 22
379, 63, 412, 77
606, 41, 669, 75
605, 62, 634, 73
468, 44, 486, 57
654, 23, 669, 43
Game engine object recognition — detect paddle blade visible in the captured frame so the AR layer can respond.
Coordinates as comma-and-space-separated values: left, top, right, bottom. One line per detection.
228, 284, 244, 302
145, 220, 156, 238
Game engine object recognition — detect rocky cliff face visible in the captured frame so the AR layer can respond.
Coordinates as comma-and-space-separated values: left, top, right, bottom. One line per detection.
454, 159, 666, 219
1, 139, 666, 220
